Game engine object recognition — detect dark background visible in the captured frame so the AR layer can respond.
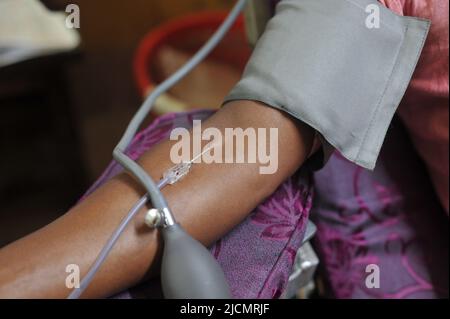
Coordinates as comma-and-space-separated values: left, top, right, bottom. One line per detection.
0, 0, 233, 247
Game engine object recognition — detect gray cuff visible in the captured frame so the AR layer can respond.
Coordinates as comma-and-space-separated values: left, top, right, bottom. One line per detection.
224, 0, 430, 170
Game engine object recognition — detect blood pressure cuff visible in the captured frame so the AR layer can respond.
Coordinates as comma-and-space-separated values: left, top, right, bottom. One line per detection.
224, 0, 430, 169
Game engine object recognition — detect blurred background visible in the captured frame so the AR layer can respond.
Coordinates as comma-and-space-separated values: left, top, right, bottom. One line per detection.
0, 0, 252, 247
2, 1, 447, 300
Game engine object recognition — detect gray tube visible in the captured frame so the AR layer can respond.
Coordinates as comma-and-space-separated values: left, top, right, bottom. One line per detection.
113, 0, 249, 221
68, 0, 247, 298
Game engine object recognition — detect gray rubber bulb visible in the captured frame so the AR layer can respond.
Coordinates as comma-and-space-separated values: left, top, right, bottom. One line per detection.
161, 224, 232, 299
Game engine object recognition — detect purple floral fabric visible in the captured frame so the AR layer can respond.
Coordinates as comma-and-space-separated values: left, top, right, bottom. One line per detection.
312, 121, 449, 299
80, 109, 313, 299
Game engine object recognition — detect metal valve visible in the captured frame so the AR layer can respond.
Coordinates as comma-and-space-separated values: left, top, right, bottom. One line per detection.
145, 208, 164, 228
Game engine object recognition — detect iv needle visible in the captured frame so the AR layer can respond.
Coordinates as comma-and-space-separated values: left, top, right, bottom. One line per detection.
190, 141, 216, 164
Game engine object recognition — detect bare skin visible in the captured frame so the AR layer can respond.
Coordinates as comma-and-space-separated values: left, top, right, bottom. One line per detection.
0, 101, 314, 298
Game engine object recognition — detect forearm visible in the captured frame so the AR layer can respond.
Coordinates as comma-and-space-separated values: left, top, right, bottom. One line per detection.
0, 101, 314, 298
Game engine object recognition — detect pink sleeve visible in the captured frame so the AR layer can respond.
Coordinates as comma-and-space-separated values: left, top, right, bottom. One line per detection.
378, 0, 404, 15
382, 0, 449, 214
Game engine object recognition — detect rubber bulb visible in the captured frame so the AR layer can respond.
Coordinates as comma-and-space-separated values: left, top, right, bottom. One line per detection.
160, 223, 232, 299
